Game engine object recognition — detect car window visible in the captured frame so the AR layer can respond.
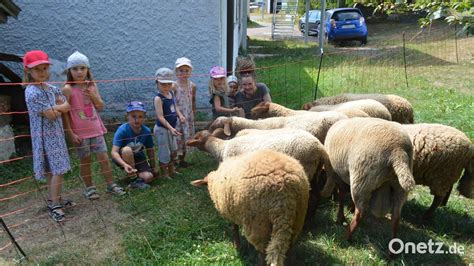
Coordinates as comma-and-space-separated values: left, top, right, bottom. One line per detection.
333, 11, 361, 21
310, 11, 321, 20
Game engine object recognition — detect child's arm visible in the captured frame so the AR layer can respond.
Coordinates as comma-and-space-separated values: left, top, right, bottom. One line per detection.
52, 90, 70, 113
85, 83, 105, 111
175, 103, 186, 123
145, 147, 159, 176
61, 85, 81, 144
154, 96, 181, 136
111, 145, 136, 174
191, 82, 197, 116
213, 95, 240, 114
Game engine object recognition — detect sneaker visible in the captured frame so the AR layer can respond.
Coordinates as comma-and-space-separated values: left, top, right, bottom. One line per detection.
128, 178, 150, 189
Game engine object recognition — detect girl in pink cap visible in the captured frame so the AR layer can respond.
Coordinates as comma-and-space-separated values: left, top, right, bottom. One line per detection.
173, 57, 196, 168
23, 50, 71, 222
208, 66, 243, 119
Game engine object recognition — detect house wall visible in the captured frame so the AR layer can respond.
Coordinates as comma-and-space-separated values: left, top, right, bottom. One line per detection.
1, 0, 226, 119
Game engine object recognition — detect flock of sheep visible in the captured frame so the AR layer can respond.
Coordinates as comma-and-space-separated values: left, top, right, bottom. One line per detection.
187, 93, 473, 266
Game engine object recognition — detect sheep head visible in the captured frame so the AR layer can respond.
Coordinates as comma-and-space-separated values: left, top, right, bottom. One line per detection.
209, 116, 232, 136
250, 101, 270, 119
186, 130, 211, 151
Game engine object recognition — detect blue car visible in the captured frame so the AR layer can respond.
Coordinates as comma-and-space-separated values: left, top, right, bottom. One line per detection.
325, 8, 368, 45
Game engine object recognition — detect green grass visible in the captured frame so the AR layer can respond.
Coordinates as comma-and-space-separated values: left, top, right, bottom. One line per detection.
0, 21, 473, 264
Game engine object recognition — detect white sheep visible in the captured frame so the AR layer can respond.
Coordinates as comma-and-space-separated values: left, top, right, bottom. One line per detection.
402, 123, 473, 220
251, 101, 370, 119
302, 93, 414, 124
192, 149, 310, 266
308, 99, 392, 121
186, 128, 328, 183
208, 112, 347, 144
320, 117, 415, 240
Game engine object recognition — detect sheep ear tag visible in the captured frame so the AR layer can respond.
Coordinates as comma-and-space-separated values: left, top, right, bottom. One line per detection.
224, 123, 231, 136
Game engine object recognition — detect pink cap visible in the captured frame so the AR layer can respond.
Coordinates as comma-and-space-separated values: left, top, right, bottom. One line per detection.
209, 66, 226, 78
23, 50, 51, 69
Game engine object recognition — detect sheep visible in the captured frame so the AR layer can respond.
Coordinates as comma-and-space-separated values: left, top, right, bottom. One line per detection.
402, 123, 473, 221
192, 149, 310, 266
208, 112, 347, 144
320, 117, 415, 240
251, 101, 370, 119
302, 93, 414, 124
186, 128, 328, 183
308, 99, 392, 121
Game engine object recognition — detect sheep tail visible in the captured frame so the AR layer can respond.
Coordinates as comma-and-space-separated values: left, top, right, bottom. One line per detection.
319, 149, 337, 198
265, 214, 294, 266
457, 145, 474, 199
390, 149, 416, 191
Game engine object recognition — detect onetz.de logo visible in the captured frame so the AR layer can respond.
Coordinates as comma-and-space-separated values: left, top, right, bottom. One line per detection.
388, 238, 465, 255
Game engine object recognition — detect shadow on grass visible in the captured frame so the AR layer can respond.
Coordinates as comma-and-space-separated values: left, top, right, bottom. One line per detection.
403, 198, 474, 242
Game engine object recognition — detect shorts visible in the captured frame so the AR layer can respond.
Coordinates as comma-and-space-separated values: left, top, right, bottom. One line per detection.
75, 135, 108, 159
112, 149, 151, 173
154, 125, 177, 164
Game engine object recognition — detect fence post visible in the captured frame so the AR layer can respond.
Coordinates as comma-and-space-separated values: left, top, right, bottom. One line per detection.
454, 24, 459, 64
402, 32, 409, 88
313, 49, 324, 100
0, 218, 27, 261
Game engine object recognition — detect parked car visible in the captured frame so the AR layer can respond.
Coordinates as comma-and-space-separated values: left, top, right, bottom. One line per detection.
324, 8, 368, 45
299, 10, 321, 36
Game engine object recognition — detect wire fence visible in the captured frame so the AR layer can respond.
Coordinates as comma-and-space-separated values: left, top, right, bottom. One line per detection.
0, 21, 472, 263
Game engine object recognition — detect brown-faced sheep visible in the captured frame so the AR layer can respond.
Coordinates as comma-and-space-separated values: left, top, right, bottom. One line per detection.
186, 128, 328, 182
192, 149, 310, 266
208, 112, 347, 144
402, 123, 473, 220
251, 101, 370, 119
321, 118, 415, 240
302, 93, 414, 124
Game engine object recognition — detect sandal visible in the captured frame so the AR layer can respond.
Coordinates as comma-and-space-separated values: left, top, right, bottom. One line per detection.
83, 186, 100, 200
48, 204, 65, 222
106, 183, 126, 196
46, 198, 76, 210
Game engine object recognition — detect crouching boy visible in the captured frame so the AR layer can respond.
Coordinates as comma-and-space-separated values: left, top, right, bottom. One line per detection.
111, 101, 158, 189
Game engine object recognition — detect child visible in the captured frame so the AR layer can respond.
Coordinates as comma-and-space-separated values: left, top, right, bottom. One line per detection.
227, 75, 239, 107
208, 66, 242, 119
153, 67, 185, 179
62, 51, 125, 199
23, 50, 71, 222
173, 57, 196, 168
111, 101, 157, 189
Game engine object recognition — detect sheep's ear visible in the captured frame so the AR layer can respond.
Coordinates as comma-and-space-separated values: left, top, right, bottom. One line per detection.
191, 178, 208, 186
302, 102, 315, 110
186, 139, 199, 146
211, 128, 226, 139
223, 123, 231, 136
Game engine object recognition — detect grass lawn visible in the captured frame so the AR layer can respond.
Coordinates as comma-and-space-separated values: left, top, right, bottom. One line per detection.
0, 21, 472, 264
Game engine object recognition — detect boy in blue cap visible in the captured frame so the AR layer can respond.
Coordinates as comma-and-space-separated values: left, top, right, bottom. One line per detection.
111, 101, 158, 189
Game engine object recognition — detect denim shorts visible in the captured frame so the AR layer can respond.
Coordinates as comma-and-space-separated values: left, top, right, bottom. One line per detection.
154, 125, 177, 164
75, 135, 108, 158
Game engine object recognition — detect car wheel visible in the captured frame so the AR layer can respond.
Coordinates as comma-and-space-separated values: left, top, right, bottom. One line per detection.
300, 23, 305, 34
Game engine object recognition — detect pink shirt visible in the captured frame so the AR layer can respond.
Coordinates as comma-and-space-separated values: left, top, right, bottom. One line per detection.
68, 85, 107, 139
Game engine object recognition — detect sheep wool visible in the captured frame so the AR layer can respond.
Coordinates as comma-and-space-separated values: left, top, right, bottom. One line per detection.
198, 150, 310, 266
304, 93, 414, 124
309, 99, 392, 121
403, 123, 473, 218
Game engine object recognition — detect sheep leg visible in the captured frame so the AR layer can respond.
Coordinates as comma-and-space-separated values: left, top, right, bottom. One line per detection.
346, 207, 362, 241
422, 195, 443, 222
232, 224, 241, 250
440, 186, 453, 207
258, 252, 265, 266
305, 176, 321, 227
336, 183, 348, 225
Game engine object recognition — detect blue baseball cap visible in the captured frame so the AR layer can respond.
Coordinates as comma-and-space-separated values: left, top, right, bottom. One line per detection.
126, 101, 146, 113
